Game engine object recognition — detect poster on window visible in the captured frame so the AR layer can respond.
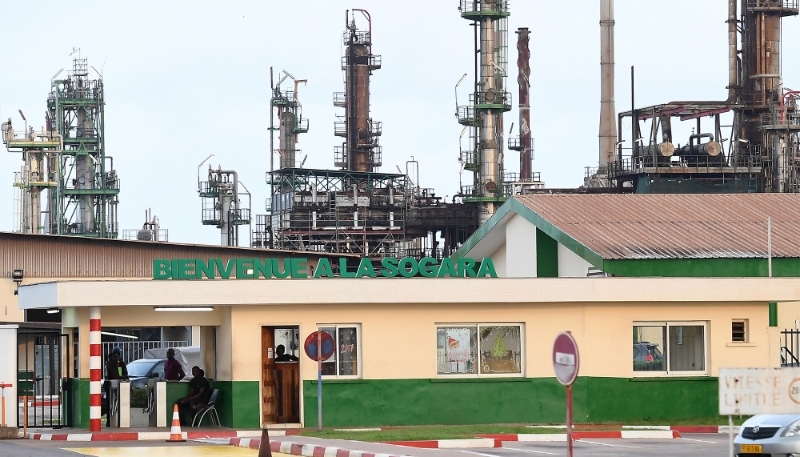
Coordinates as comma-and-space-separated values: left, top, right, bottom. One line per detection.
445, 328, 471, 362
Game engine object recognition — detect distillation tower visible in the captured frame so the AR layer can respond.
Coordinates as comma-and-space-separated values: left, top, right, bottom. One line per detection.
456, 0, 512, 225
606, 0, 800, 193
2, 56, 120, 237
334, 10, 383, 172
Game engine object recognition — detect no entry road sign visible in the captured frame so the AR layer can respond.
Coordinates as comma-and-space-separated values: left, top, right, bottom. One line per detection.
553, 331, 580, 386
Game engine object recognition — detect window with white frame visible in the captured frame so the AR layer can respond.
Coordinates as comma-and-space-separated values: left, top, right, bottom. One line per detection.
436, 324, 523, 376
318, 324, 361, 378
633, 322, 707, 374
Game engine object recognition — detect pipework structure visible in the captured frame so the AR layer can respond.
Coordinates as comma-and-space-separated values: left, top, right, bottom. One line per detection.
3, 56, 120, 237
456, 0, 513, 225
255, 10, 478, 259
199, 166, 251, 246
334, 10, 383, 173
606, 0, 800, 193
273, 70, 310, 171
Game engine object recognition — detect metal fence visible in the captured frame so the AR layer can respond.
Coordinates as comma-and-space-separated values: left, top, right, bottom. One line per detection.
18, 333, 71, 428
102, 341, 190, 366
781, 329, 800, 367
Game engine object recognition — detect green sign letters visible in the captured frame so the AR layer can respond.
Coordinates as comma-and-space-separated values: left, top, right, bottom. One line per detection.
153, 257, 497, 280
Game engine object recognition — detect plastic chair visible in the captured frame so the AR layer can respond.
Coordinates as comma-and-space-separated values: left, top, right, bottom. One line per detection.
191, 389, 220, 427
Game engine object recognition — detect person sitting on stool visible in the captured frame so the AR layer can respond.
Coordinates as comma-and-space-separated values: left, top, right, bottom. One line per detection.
177, 366, 210, 425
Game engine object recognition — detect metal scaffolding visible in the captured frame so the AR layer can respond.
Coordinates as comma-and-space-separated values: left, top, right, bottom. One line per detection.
456, 0, 513, 225
3, 56, 120, 237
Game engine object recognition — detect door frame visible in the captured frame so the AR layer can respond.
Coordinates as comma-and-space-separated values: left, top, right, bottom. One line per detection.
260, 325, 302, 428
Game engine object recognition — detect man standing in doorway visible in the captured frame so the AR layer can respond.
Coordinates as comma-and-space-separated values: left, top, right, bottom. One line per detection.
164, 348, 186, 381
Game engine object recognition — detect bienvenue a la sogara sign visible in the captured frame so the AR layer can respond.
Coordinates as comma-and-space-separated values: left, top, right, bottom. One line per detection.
153, 257, 497, 280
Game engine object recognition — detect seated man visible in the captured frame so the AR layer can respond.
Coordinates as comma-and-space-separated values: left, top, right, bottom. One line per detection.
177, 366, 211, 425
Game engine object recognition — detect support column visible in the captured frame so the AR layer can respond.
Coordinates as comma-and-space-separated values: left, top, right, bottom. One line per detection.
89, 307, 102, 431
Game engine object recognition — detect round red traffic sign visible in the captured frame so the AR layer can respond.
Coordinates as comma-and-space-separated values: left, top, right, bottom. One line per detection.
304, 331, 336, 362
552, 331, 580, 386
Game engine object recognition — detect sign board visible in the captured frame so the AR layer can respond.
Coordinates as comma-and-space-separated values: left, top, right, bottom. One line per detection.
719, 367, 800, 415
304, 331, 336, 362
152, 257, 497, 280
552, 332, 580, 386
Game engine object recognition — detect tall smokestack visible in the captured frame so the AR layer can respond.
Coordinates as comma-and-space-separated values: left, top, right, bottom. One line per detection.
516, 28, 532, 180
726, 0, 737, 102
599, 0, 617, 172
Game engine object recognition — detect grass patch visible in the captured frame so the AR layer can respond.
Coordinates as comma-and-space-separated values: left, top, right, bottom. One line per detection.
298, 418, 751, 442
300, 425, 563, 442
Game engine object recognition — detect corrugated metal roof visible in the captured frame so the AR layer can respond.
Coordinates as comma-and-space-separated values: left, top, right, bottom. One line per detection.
515, 194, 800, 260
0, 232, 352, 278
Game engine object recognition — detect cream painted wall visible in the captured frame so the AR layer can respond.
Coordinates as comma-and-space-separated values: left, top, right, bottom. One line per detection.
1, 278, 25, 322
558, 243, 593, 277
505, 214, 537, 278
226, 301, 769, 383
778, 301, 800, 330
490, 244, 507, 277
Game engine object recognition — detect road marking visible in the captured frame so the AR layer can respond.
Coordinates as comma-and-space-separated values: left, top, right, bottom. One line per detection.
502, 446, 558, 455
576, 440, 639, 448
679, 437, 718, 444
452, 450, 503, 457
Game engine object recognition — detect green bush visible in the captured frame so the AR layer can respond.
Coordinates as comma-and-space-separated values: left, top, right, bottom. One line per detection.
131, 387, 149, 408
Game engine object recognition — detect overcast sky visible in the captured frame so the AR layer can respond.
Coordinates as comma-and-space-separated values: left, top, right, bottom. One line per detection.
2, 1, 799, 245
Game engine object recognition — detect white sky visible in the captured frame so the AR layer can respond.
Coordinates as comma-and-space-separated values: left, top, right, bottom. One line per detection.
1, 1, 799, 245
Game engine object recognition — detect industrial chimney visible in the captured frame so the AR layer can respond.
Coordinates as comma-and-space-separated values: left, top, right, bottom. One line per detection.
599, 0, 617, 175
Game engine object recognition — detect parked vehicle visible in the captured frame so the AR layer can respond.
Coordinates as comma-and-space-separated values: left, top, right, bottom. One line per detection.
633, 342, 664, 371
735, 414, 800, 455
125, 358, 166, 388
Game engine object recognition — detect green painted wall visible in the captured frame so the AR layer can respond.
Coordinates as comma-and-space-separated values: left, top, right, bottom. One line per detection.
165, 382, 191, 424
603, 257, 800, 278
301, 377, 719, 426
536, 229, 558, 278
213, 381, 260, 428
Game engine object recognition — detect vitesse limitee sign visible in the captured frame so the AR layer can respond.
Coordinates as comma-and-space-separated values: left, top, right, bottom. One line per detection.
153, 257, 497, 280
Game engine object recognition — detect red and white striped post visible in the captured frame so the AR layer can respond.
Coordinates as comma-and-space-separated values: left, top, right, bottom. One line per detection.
89, 307, 102, 431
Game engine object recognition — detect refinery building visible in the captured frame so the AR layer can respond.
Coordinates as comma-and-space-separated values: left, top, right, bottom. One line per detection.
2, 0, 800, 433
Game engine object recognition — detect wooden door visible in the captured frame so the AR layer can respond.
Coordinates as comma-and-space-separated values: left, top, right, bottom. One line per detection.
261, 327, 276, 425
274, 363, 300, 423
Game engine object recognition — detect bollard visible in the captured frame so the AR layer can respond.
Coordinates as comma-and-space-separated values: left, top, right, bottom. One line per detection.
0, 383, 11, 427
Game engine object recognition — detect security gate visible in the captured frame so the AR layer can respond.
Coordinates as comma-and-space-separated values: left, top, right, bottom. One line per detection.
18, 333, 71, 428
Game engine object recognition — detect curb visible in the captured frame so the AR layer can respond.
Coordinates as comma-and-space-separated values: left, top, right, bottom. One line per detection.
527, 425, 740, 434
230, 438, 412, 457
27, 429, 272, 442
384, 431, 682, 449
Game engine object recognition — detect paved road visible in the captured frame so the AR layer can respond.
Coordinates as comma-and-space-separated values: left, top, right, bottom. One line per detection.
0, 434, 734, 457
454, 434, 731, 457
0, 440, 255, 457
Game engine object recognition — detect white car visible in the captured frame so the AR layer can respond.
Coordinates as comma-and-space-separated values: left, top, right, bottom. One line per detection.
735, 414, 800, 455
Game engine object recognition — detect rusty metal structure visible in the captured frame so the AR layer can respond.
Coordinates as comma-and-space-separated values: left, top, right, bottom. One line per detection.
334, 10, 382, 173
253, 9, 478, 259
507, 27, 544, 195
606, 0, 800, 193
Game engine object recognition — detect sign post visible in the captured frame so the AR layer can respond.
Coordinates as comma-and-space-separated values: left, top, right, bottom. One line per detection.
304, 331, 335, 432
718, 367, 800, 457
553, 332, 580, 457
